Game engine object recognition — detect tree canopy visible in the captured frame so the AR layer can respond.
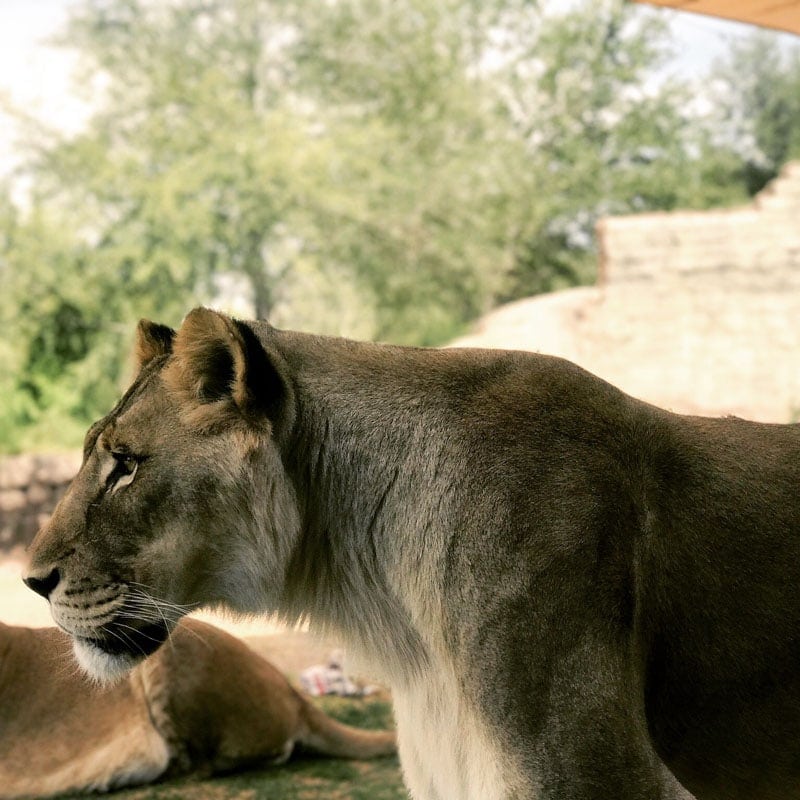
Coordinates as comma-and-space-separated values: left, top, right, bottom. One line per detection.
0, 0, 792, 452
707, 32, 800, 194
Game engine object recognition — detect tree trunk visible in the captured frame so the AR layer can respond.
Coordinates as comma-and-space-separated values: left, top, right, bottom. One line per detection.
243, 232, 272, 320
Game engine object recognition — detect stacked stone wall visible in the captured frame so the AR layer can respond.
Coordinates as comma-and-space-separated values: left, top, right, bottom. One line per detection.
455, 161, 800, 422
597, 162, 800, 290
0, 453, 80, 553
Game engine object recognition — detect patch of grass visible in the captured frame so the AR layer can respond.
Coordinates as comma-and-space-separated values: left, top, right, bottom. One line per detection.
56, 696, 406, 800
314, 693, 395, 730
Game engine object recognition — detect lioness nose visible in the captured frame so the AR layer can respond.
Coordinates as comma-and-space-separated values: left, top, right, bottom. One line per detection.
23, 567, 61, 600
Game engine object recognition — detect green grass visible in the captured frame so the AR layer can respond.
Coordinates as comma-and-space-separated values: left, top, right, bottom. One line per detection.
57, 697, 407, 800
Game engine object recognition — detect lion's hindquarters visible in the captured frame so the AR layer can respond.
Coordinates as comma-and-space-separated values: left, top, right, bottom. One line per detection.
150, 620, 303, 773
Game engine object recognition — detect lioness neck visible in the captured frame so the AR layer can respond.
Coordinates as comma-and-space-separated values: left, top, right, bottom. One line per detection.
269, 328, 507, 681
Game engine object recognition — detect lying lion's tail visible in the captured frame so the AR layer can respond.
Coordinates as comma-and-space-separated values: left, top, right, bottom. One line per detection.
298, 699, 397, 759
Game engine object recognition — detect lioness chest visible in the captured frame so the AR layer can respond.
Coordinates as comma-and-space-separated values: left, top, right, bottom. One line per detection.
392, 666, 518, 800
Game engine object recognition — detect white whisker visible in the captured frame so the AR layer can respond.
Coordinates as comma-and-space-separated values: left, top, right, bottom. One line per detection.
104, 624, 146, 657
122, 585, 203, 649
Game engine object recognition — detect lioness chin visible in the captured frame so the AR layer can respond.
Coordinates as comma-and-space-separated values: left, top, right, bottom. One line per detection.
24, 307, 800, 800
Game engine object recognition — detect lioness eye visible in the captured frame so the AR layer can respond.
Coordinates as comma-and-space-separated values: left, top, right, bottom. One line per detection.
106, 453, 139, 493
116, 454, 137, 474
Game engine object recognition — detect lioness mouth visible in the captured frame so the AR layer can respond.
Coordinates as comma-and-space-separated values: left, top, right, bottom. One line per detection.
80, 618, 170, 659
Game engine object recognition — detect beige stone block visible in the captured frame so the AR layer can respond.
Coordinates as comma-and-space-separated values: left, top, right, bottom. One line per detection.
0, 489, 27, 513
0, 456, 35, 490
32, 452, 81, 485
26, 483, 51, 506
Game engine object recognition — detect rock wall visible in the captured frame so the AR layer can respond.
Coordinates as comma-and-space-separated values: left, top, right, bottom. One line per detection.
597, 161, 800, 290
0, 453, 81, 552
454, 161, 800, 422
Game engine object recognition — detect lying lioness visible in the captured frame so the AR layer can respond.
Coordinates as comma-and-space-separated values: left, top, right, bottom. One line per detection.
0, 617, 395, 799
23, 308, 800, 799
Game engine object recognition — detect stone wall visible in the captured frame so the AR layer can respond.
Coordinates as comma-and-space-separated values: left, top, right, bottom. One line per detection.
0, 453, 81, 552
454, 161, 800, 422
597, 161, 800, 289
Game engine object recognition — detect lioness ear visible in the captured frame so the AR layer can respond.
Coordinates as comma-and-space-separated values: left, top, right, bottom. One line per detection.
135, 319, 175, 369
166, 307, 285, 428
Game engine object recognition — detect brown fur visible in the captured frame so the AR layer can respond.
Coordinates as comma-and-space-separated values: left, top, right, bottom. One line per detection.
23, 308, 800, 799
0, 618, 395, 799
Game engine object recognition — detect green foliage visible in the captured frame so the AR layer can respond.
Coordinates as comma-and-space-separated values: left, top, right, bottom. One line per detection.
282, 0, 536, 341
707, 32, 800, 194
0, 201, 118, 451
0, 0, 785, 452
493, 0, 750, 300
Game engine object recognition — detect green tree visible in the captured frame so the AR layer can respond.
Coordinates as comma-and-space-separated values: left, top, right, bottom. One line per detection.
488, 0, 748, 299
19, 0, 539, 346
25, 0, 723, 342
708, 32, 800, 195
30, 0, 332, 320
286, 0, 540, 342
0, 194, 128, 451
1, 0, 752, 451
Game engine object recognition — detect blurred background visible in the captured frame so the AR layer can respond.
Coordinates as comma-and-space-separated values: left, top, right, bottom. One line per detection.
1, 0, 799, 604
1, 0, 799, 457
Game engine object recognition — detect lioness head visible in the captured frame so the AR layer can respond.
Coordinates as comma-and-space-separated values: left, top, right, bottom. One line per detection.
23, 308, 300, 682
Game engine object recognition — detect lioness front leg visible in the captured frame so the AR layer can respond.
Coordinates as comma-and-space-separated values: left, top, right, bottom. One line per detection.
470, 631, 692, 799
533, 715, 691, 800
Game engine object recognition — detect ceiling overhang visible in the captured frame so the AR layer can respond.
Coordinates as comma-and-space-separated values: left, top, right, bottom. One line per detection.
633, 1, 800, 36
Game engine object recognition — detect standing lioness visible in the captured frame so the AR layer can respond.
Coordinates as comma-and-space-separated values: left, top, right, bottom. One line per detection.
24, 308, 800, 799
